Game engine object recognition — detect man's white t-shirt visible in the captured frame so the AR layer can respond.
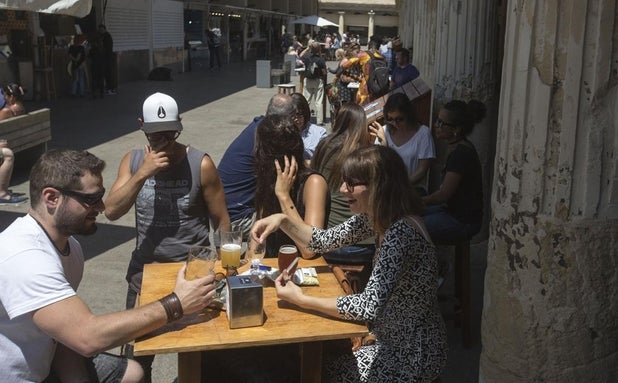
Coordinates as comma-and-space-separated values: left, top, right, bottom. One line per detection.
0, 215, 83, 382
382, 124, 436, 191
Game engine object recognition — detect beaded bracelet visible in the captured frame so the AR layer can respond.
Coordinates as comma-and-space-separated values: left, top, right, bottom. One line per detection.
159, 292, 184, 323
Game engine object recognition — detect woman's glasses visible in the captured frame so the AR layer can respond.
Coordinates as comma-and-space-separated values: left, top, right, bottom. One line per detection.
435, 118, 456, 129
386, 115, 405, 124
343, 180, 367, 193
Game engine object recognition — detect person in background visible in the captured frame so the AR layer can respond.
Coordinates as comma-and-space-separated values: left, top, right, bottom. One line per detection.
390, 47, 420, 90
422, 99, 486, 243
370, 92, 435, 195
206, 27, 223, 70
0, 83, 28, 205
104, 92, 230, 381
379, 36, 393, 74
0, 83, 26, 120
300, 41, 327, 125
0, 140, 27, 205
311, 102, 375, 265
291, 93, 327, 163
252, 145, 447, 382
98, 24, 116, 95
88, 31, 105, 99
68, 35, 87, 98
217, 93, 294, 239
254, 114, 329, 259
0, 149, 216, 382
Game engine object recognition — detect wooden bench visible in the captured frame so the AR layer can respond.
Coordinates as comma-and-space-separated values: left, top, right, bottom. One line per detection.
0, 108, 51, 158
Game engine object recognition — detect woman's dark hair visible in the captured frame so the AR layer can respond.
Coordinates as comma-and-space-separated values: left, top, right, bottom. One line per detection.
341, 145, 423, 234
254, 114, 309, 218
311, 102, 371, 191
383, 92, 418, 126
3, 83, 25, 100
443, 99, 487, 137
291, 93, 310, 126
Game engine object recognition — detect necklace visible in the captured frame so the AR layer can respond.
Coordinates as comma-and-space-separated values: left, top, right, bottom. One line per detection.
31, 215, 71, 257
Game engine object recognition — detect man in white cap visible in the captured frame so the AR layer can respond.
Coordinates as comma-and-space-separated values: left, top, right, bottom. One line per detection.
104, 92, 230, 381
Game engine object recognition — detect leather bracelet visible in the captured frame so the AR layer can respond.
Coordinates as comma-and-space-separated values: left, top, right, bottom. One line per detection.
159, 292, 184, 323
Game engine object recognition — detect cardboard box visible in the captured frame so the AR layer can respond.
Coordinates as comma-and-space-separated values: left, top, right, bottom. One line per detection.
361, 77, 432, 125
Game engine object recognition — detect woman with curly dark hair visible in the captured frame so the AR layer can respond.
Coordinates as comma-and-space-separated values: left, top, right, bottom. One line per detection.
422, 99, 487, 242
253, 114, 329, 258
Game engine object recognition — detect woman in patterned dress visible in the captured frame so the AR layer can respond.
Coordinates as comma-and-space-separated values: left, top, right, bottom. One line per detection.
251, 145, 447, 382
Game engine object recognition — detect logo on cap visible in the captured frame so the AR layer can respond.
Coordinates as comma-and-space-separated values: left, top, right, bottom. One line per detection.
157, 106, 166, 119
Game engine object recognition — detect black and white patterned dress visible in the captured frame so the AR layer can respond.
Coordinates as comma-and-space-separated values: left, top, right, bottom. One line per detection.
308, 214, 448, 382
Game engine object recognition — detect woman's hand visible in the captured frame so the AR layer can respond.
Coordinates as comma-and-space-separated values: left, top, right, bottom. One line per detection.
274, 155, 297, 199
250, 213, 286, 245
275, 270, 304, 304
369, 122, 387, 146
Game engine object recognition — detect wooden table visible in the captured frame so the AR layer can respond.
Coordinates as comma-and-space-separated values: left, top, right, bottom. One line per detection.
134, 257, 368, 383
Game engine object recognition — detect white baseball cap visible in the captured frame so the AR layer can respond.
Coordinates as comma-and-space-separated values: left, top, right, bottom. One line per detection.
141, 92, 183, 133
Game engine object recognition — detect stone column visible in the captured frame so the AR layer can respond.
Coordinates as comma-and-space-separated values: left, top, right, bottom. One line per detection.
338, 11, 345, 35
480, 1, 618, 382
368, 10, 375, 41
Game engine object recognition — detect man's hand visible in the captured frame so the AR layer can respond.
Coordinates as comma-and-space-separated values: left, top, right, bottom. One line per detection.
173, 265, 217, 315
137, 145, 171, 177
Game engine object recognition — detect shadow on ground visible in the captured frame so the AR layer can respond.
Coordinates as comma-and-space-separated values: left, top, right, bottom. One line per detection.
0, 210, 134, 261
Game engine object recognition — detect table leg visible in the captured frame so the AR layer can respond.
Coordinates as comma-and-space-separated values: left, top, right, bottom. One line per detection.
300, 341, 323, 383
178, 352, 201, 383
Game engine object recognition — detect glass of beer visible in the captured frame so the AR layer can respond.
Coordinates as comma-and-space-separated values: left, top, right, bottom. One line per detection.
186, 245, 216, 280
220, 230, 242, 274
278, 245, 299, 276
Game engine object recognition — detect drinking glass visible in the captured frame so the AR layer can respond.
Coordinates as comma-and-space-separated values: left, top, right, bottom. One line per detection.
246, 239, 266, 273
186, 245, 217, 280
220, 230, 242, 274
278, 245, 299, 276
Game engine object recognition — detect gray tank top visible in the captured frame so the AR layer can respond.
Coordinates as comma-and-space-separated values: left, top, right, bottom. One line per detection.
130, 146, 211, 263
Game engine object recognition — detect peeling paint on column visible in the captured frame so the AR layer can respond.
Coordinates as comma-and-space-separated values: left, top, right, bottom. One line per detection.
481, 0, 618, 381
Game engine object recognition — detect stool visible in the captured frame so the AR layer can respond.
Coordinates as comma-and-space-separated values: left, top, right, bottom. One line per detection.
277, 83, 296, 95
34, 66, 56, 101
436, 239, 471, 348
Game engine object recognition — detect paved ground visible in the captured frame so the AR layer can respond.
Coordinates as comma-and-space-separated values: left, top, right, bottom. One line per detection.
0, 60, 486, 382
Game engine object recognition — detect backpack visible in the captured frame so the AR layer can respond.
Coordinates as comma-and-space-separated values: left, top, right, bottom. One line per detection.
304, 55, 322, 79
366, 52, 390, 97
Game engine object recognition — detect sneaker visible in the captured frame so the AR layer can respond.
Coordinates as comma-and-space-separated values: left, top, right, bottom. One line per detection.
0, 195, 28, 205
106, 89, 117, 95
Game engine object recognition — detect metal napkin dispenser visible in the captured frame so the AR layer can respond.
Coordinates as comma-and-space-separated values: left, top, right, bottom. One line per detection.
225, 275, 264, 328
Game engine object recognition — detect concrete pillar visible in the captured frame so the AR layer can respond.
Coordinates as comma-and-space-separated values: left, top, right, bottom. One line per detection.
480, 1, 618, 382
368, 10, 375, 41
338, 11, 345, 35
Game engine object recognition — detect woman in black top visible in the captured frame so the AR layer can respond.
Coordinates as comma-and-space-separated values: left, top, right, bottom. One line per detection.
422, 99, 486, 243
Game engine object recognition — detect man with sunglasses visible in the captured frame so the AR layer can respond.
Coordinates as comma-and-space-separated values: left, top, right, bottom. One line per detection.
104, 92, 230, 380
0, 149, 217, 382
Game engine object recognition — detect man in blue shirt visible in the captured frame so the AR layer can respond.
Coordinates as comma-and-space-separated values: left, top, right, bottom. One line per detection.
390, 48, 420, 90
217, 93, 294, 238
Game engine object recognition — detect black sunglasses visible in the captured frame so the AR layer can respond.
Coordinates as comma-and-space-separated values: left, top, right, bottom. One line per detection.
386, 116, 405, 124
342, 180, 367, 193
145, 131, 180, 142
57, 188, 106, 207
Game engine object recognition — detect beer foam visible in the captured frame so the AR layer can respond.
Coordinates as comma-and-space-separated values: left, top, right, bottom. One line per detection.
221, 243, 241, 251
280, 246, 297, 254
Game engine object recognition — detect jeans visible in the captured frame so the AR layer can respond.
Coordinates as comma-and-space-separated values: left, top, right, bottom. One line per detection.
71, 66, 86, 96
422, 205, 481, 243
